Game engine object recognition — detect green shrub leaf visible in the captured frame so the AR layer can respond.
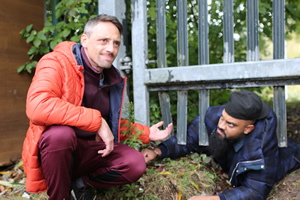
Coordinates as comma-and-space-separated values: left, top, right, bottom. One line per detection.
26, 24, 33, 32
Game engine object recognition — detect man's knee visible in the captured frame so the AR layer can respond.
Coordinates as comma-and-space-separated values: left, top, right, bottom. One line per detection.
39, 125, 77, 151
126, 151, 146, 182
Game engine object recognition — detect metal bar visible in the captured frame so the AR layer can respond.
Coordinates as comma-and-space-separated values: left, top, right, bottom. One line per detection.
223, 0, 234, 63
198, 89, 209, 146
51, 0, 59, 36
158, 92, 173, 136
51, 0, 58, 25
177, 0, 189, 66
147, 79, 300, 92
273, 0, 285, 59
144, 58, 300, 85
156, 0, 167, 68
131, 0, 149, 125
273, 86, 287, 147
177, 90, 188, 145
176, 0, 188, 145
156, 0, 173, 132
246, 0, 259, 61
273, 0, 287, 147
198, 0, 209, 65
198, 0, 210, 146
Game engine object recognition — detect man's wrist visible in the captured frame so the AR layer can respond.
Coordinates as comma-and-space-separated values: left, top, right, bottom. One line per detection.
154, 147, 162, 156
147, 146, 162, 156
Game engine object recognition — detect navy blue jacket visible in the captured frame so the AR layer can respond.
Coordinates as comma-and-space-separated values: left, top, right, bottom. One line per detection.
158, 105, 300, 200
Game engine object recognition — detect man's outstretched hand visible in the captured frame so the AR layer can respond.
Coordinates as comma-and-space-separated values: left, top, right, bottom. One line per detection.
149, 121, 173, 141
142, 122, 172, 163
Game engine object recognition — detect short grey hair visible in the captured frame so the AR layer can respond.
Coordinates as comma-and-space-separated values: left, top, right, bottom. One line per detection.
84, 14, 123, 37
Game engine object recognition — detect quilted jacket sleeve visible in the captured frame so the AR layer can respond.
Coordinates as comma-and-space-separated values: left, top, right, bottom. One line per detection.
26, 54, 102, 132
119, 119, 150, 144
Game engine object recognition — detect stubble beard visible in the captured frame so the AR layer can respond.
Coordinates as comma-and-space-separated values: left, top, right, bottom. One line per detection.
93, 58, 114, 72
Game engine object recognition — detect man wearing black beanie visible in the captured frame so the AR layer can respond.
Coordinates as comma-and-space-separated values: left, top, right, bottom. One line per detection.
142, 90, 300, 200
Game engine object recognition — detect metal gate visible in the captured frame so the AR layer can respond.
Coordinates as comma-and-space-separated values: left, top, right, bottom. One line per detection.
99, 0, 300, 147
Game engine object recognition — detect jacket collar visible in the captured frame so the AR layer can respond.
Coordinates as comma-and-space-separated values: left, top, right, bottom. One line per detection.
233, 137, 245, 152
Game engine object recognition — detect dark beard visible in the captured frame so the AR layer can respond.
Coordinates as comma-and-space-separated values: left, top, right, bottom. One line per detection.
207, 129, 233, 160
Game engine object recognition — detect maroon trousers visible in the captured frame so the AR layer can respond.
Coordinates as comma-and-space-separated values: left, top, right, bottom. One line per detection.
38, 125, 146, 200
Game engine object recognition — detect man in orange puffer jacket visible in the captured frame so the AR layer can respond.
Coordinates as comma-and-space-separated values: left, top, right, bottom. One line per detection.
22, 14, 173, 200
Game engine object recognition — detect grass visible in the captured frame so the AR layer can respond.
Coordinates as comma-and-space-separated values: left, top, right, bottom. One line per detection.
0, 154, 228, 200
95, 153, 227, 200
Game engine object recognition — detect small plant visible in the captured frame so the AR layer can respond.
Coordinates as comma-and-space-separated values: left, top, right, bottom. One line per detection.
140, 154, 221, 200
120, 102, 147, 151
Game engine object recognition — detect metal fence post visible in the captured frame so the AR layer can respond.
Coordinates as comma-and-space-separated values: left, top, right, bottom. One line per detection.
246, 0, 259, 61
223, 0, 234, 63
131, 0, 150, 125
157, 0, 173, 134
273, 0, 287, 147
176, 0, 189, 144
198, 0, 209, 146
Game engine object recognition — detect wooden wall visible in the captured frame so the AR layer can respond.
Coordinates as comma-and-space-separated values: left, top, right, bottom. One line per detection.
0, 1, 44, 166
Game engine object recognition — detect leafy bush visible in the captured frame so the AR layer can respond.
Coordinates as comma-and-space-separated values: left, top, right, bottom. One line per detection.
18, 0, 97, 73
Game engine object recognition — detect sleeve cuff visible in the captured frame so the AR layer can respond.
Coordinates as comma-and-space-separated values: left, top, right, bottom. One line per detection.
157, 144, 168, 159
218, 193, 226, 200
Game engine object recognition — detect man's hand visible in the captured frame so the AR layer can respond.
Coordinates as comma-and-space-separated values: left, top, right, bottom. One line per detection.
141, 147, 162, 163
96, 118, 114, 157
188, 196, 220, 200
149, 121, 173, 141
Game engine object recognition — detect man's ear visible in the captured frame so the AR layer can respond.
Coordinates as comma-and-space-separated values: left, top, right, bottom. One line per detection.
81, 34, 88, 47
244, 124, 255, 135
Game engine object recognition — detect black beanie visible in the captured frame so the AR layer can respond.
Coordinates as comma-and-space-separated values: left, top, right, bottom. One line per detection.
225, 90, 270, 120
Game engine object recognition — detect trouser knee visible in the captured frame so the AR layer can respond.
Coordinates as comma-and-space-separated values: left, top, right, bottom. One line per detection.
125, 151, 146, 182
39, 125, 77, 151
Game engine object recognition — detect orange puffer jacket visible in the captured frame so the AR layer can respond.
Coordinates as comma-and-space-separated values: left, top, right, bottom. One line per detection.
22, 41, 150, 193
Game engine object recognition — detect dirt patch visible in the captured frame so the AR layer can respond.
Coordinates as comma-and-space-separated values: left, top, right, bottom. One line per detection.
287, 102, 300, 143
267, 169, 300, 200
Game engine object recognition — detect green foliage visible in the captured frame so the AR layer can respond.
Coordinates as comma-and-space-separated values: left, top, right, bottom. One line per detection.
255, 86, 274, 105
18, 0, 98, 73
96, 182, 144, 200
209, 89, 232, 106
284, 0, 300, 35
149, 96, 162, 123
121, 102, 147, 151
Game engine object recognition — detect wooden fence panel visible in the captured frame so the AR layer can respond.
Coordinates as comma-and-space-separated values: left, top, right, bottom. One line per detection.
0, 0, 44, 166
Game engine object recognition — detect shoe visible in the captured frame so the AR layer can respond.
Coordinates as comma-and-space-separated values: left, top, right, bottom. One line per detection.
71, 182, 96, 200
